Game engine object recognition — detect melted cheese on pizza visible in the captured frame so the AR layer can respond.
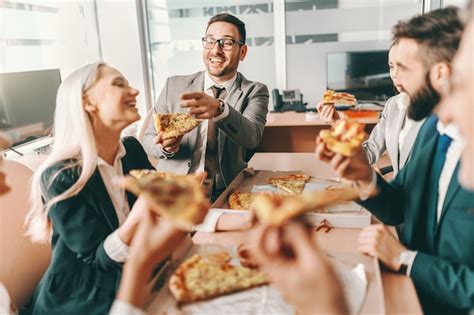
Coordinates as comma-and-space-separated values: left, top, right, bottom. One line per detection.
319, 120, 366, 156
169, 254, 267, 303
228, 192, 256, 210
266, 174, 310, 195
323, 90, 357, 105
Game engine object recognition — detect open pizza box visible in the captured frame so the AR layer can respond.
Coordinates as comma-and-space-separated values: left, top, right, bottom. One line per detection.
145, 233, 385, 315
212, 168, 371, 229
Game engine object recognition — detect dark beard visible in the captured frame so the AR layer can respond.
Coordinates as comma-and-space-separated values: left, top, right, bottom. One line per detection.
407, 72, 440, 121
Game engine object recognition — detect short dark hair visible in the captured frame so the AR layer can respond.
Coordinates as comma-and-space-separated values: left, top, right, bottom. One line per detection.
207, 13, 246, 44
392, 7, 464, 69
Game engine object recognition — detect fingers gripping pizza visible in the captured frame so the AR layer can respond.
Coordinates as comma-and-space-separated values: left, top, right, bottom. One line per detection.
122, 170, 209, 227
319, 119, 367, 157
154, 113, 201, 140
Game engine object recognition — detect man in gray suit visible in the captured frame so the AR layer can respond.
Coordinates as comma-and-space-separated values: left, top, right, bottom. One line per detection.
143, 13, 269, 199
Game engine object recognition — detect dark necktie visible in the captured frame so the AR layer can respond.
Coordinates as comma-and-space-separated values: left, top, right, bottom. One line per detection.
203, 86, 226, 197
426, 133, 453, 246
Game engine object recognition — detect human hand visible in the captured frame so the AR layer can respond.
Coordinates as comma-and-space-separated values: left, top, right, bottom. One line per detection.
180, 92, 220, 119
315, 138, 373, 184
118, 196, 154, 245
316, 101, 340, 123
127, 211, 186, 268
358, 224, 406, 271
154, 132, 183, 154
117, 210, 186, 308
250, 223, 347, 315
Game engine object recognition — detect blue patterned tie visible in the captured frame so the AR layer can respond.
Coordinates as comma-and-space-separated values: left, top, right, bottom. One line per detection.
426, 133, 453, 247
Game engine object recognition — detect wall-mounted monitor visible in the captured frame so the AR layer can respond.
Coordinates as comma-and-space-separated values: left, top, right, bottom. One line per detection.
326, 50, 395, 103
0, 69, 60, 147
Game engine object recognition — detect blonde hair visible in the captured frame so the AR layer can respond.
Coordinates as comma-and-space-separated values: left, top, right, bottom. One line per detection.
26, 62, 106, 243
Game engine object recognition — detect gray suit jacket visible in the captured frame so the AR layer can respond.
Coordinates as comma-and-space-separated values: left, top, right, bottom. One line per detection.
142, 71, 269, 187
362, 94, 424, 175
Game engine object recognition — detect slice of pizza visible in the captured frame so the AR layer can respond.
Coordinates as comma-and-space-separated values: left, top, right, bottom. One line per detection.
323, 90, 357, 106
266, 174, 311, 195
228, 192, 256, 210
122, 172, 209, 228
252, 186, 359, 226
154, 113, 201, 140
168, 254, 268, 303
319, 119, 367, 157
228, 192, 283, 210
129, 169, 167, 179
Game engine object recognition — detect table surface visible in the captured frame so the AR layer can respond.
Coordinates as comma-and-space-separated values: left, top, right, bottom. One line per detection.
243, 152, 422, 314
265, 111, 380, 127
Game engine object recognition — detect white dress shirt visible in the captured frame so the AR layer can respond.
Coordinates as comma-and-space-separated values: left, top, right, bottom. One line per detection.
99, 142, 131, 263
396, 94, 417, 153
188, 71, 236, 174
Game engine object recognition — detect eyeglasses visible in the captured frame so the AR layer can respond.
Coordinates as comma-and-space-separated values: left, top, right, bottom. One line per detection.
201, 37, 244, 51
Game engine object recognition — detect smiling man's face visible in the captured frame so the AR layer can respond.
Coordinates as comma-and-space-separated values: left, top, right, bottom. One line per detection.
203, 21, 247, 83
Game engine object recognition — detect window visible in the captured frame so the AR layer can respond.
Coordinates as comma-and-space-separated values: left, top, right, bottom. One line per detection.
145, 1, 276, 102
285, 0, 423, 106
0, 1, 100, 77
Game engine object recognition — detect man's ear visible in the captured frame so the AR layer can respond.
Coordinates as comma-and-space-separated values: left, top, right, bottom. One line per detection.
239, 44, 248, 61
429, 62, 451, 96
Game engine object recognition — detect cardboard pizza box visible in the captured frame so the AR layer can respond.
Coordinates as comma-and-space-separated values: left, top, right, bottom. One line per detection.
145, 236, 385, 315
212, 168, 371, 229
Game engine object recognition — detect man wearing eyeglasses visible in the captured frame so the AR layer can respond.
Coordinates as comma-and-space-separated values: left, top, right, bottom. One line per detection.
143, 13, 269, 201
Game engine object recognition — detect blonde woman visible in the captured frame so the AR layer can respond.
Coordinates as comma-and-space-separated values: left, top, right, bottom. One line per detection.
24, 62, 181, 314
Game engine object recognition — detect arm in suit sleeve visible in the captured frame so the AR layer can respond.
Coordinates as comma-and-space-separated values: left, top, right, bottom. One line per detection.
362, 103, 389, 164
44, 172, 121, 272
216, 83, 269, 149
411, 252, 474, 309
359, 169, 407, 225
142, 78, 170, 159
123, 136, 155, 170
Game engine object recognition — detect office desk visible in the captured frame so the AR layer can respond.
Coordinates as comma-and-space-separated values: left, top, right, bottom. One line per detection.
147, 152, 421, 314
247, 152, 422, 314
258, 112, 379, 152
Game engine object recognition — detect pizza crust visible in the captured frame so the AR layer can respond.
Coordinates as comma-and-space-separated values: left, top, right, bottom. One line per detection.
154, 113, 201, 140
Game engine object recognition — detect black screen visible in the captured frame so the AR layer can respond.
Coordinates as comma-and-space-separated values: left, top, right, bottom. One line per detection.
0, 69, 60, 146
326, 50, 395, 102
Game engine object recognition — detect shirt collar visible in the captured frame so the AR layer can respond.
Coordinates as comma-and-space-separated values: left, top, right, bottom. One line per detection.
97, 141, 126, 167
396, 92, 409, 111
204, 71, 237, 94
437, 120, 461, 142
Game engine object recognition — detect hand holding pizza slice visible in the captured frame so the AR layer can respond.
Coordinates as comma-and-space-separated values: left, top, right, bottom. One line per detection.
251, 186, 359, 226
154, 113, 201, 140
122, 170, 209, 229
319, 119, 367, 157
